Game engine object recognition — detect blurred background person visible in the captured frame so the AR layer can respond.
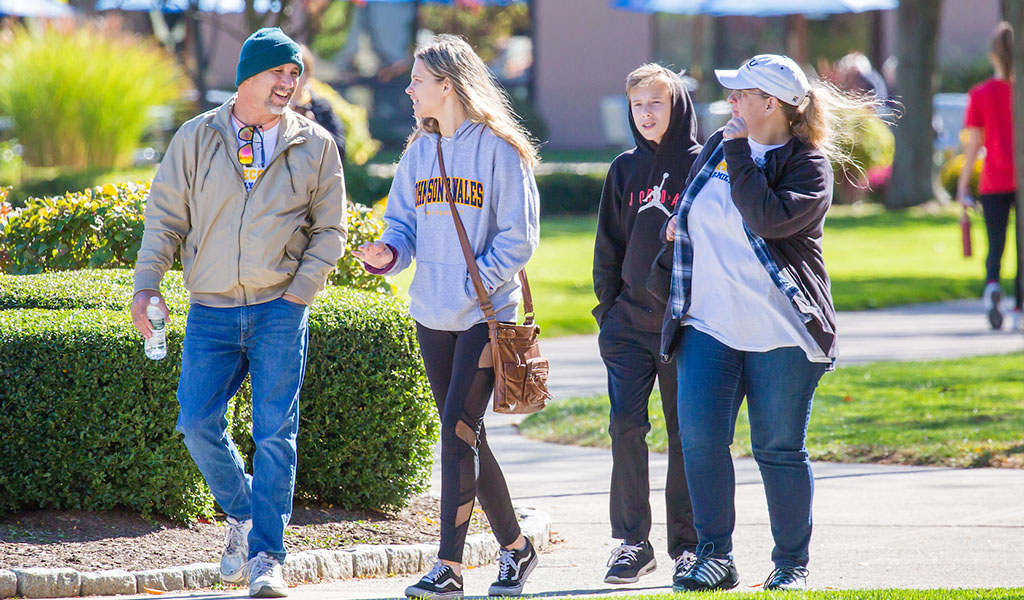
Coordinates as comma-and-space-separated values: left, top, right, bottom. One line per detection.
956, 21, 1022, 331
291, 44, 347, 162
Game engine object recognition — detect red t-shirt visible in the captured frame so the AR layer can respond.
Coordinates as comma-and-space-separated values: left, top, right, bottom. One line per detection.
964, 77, 1015, 194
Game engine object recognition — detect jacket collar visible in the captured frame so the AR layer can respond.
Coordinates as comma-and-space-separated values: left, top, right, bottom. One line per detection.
208, 95, 308, 154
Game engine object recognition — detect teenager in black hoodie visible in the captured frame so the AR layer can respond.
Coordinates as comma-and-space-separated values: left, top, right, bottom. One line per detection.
592, 64, 702, 586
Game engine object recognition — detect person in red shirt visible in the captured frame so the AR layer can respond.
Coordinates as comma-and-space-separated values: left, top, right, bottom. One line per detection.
957, 21, 1022, 331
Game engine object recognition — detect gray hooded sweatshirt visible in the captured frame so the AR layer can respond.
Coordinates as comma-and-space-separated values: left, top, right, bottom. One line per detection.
379, 121, 541, 331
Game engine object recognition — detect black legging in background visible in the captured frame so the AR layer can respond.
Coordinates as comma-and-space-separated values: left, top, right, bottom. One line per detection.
416, 322, 522, 563
980, 193, 1023, 309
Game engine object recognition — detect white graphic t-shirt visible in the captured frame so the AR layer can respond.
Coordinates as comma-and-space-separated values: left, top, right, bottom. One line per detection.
686, 138, 830, 363
231, 115, 279, 193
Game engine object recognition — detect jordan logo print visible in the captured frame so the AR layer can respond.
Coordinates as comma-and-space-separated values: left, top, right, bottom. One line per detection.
638, 172, 672, 216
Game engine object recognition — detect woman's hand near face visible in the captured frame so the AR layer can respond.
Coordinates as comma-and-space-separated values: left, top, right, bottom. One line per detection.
352, 241, 394, 270
723, 116, 749, 140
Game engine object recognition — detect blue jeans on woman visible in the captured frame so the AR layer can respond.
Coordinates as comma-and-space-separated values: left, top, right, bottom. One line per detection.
676, 327, 827, 568
176, 297, 310, 562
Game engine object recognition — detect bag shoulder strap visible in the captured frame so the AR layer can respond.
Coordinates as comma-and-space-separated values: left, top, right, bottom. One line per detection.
437, 136, 535, 325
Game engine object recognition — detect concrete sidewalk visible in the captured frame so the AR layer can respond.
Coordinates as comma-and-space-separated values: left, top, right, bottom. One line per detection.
86, 299, 1024, 598
292, 297, 1024, 596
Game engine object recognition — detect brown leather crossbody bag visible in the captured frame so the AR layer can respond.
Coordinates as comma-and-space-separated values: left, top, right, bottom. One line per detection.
436, 137, 551, 414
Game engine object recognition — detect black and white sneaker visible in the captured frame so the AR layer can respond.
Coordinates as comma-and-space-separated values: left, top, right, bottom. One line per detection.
985, 281, 1004, 330
764, 565, 809, 591
405, 561, 464, 600
603, 540, 656, 584
671, 550, 697, 588
672, 554, 739, 592
488, 538, 538, 596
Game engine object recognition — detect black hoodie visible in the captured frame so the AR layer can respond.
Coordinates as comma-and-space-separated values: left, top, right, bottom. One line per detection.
592, 85, 702, 333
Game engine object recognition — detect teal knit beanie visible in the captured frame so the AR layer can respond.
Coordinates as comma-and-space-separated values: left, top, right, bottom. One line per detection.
235, 27, 304, 87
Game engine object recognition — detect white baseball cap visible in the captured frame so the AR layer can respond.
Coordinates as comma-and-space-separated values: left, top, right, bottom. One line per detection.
715, 54, 811, 106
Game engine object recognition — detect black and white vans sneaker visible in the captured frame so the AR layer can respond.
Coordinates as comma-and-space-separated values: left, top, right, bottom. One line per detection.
603, 540, 656, 584
488, 538, 538, 596
405, 561, 464, 600
671, 550, 697, 588
672, 554, 739, 592
764, 565, 809, 591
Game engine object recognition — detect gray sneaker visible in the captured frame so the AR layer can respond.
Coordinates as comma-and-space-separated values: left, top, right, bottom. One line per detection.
248, 552, 288, 598
220, 516, 253, 584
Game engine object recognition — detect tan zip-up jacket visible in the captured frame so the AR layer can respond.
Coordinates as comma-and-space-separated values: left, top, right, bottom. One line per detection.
134, 98, 346, 307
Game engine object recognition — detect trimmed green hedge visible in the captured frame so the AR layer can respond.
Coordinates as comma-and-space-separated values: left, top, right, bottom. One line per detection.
1, 183, 393, 298
0, 307, 212, 522
535, 171, 606, 215
0, 269, 438, 522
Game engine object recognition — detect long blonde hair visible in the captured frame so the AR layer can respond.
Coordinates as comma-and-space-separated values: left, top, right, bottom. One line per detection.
406, 34, 539, 167
779, 79, 886, 175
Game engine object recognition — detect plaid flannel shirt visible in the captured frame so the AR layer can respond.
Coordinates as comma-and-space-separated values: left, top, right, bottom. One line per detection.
669, 141, 811, 326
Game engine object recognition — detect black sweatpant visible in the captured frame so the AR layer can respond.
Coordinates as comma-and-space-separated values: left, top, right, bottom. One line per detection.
598, 313, 698, 558
980, 193, 1023, 310
416, 322, 521, 563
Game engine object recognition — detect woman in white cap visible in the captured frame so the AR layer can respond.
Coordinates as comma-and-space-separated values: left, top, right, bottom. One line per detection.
657, 54, 879, 592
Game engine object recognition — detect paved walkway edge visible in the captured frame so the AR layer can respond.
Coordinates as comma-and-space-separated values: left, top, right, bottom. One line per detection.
0, 507, 550, 599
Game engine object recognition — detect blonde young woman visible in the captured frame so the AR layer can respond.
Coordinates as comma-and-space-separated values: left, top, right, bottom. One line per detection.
353, 35, 540, 599
659, 55, 879, 592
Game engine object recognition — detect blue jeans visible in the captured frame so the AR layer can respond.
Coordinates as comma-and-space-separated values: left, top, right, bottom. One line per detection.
176, 297, 309, 562
676, 327, 827, 568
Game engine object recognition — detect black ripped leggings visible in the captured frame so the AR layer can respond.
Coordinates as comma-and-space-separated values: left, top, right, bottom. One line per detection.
416, 322, 522, 563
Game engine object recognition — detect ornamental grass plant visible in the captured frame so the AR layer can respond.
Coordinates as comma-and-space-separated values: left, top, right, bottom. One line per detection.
0, 23, 185, 170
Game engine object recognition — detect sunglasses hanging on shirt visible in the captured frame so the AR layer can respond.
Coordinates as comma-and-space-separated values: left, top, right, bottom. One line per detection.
237, 125, 264, 166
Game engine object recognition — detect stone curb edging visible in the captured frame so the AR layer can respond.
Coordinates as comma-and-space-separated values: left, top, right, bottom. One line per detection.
0, 507, 550, 599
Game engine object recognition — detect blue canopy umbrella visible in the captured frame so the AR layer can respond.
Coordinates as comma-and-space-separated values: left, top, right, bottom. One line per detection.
95, 0, 275, 13
344, 0, 523, 4
612, 0, 896, 16
0, 0, 74, 17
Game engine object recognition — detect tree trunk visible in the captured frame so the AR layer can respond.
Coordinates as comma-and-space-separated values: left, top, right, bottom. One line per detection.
885, 0, 942, 209
786, 14, 807, 66
187, 1, 211, 111
1008, 3, 1024, 314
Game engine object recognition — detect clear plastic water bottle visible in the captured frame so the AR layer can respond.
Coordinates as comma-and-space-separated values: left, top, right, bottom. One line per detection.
145, 296, 167, 360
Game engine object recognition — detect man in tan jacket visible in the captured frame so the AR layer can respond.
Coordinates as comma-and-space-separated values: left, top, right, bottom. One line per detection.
130, 28, 345, 598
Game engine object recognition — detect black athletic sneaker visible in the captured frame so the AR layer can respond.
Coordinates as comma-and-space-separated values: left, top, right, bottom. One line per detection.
603, 540, 656, 584
488, 538, 539, 596
405, 561, 464, 600
764, 566, 809, 591
672, 554, 739, 592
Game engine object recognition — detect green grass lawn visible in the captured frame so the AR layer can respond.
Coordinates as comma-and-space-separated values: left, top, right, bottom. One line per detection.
591, 591, 1024, 600
518, 352, 1024, 468
387, 204, 1017, 337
